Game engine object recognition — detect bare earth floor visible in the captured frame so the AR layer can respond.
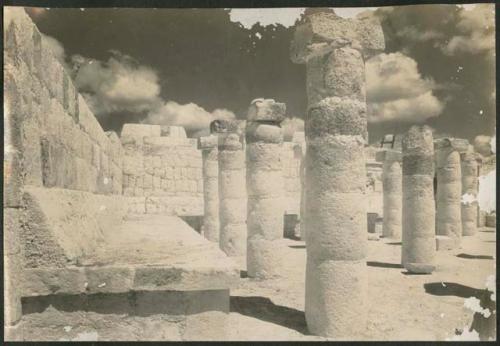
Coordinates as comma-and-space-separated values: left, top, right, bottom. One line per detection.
229, 228, 496, 341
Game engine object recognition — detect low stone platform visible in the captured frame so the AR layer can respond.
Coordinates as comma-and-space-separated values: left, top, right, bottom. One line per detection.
10, 187, 239, 341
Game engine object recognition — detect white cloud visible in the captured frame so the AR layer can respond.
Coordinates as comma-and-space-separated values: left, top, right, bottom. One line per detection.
443, 4, 495, 56
143, 101, 235, 134
366, 53, 443, 123
474, 135, 494, 156
228, 7, 377, 29
73, 53, 162, 115
228, 8, 305, 29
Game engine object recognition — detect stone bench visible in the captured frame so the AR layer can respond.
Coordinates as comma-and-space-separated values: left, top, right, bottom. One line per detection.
12, 186, 239, 341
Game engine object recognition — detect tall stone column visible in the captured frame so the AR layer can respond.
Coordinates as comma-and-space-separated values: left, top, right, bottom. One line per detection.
402, 126, 436, 274
376, 149, 402, 240
291, 11, 385, 338
246, 98, 286, 278
461, 147, 480, 236
212, 120, 247, 258
434, 138, 469, 247
198, 134, 219, 243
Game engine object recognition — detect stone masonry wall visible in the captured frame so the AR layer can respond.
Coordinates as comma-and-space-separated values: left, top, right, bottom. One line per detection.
3, 7, 123, 330
121, 124, 204, 216
4, 8, 123, 197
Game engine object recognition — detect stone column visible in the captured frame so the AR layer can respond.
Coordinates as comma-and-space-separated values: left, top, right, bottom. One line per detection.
461, 147, 480, 236
246, 98, 286, 278
401, 125, 436, 274
212, 120, 247, 258
198, 134, 219, 243
376, 149, 402, 239
434, 138, 469, 247
291, 11, 385, 338
292, 131, 306, 241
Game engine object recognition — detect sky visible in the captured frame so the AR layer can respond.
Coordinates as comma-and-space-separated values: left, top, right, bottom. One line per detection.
18, 4, 496, 144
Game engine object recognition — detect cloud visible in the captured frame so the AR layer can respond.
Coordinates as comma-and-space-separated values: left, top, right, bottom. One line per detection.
228, 8, 305, 29
281, 117, 304, 141
442, 4, 495, 56
143, 101, 235, 135
474, 135, 494, 156
228, 7, 377, 29
72, 52, 162, 116
366, 52, 443, 123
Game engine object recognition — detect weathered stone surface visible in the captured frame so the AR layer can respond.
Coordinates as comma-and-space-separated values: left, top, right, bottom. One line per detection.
461, 149, 479, 236
246, 101, 286, 278
485, 213, 496, 228
292, 8, 383, 337
291, 10, 385, 64
307, 97, 367, 140
198, 134, 218, 150
247, 98, 286, 122
199, 136, 220, 243
161, 125, 187, 138
121, 124, 161, 145
402, 126, 436, 274
435, 140, 463, 247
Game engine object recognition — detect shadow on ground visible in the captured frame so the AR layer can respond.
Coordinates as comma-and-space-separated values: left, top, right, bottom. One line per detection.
367, 261, 403, 269
456, 253, 494, 260
424, 282, 496, 341
230, 296, 309, 335
423, 282, 484, 298
386, 242, 402, 246
289, 245, 306, 249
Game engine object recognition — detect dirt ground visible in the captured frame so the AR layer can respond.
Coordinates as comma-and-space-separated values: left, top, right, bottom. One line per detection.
228, 227, 496, 341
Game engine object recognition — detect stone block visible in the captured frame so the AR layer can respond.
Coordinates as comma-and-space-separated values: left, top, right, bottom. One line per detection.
485, 214, 496, 228
247, 98, 286, 122
198, 135, 219, 150
291, 10, 385, 64
161, 125, 187, 138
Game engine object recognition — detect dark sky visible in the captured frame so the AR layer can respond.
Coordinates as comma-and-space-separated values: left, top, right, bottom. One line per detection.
24, 5, 495, 144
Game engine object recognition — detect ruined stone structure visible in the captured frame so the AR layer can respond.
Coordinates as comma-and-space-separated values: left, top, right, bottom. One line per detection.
213, 120, 248, 258
246, 99, 286, 278
121, 124, 203, 216
198, 135, 220, 242
3, 9, 239, 341
376, 149, 403, 239
461, 147, 480, 236
291, 10, 385, 338
434, 138, 469, 248
402, 126, 436, 274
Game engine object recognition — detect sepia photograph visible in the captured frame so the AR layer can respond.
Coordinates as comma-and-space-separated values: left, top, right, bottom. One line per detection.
3, 0, 497, 342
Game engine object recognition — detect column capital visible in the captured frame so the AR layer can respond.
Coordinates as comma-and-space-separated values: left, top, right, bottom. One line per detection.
290, 10, 385, 64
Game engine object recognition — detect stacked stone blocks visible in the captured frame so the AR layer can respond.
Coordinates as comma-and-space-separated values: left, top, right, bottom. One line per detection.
246, 98, 286, 278
402, 126, 436, 274
291, 10, 385, 338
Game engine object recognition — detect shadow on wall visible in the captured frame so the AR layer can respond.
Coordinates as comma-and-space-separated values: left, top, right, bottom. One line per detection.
22, 290, 225, 317
424, 282, 496, 341
456, 253, 494, 260
230, 296, 309, 335
180, 216, 203, 233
